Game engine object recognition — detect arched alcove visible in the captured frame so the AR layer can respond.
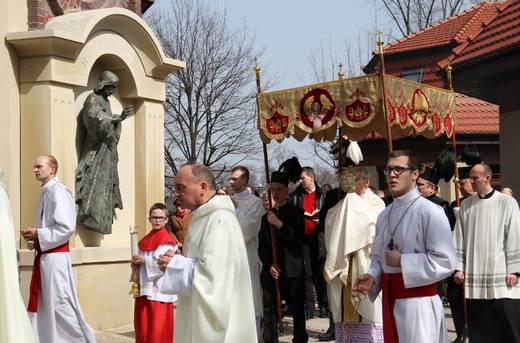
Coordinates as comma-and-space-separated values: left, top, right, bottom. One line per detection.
7, 8, 185, 329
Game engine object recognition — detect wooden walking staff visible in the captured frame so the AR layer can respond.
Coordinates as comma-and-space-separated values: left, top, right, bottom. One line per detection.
254, 60, 284, 337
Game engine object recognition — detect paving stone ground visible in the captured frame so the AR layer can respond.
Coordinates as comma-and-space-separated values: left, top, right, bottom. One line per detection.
96, 307, 458, 342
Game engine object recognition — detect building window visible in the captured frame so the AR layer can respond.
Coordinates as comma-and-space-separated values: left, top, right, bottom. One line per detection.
401, 68, 424, 83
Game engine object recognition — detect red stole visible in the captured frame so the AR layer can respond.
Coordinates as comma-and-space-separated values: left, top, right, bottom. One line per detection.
382, 272, 437, 343
138, 227, 177, 252
27, 239, 70, 312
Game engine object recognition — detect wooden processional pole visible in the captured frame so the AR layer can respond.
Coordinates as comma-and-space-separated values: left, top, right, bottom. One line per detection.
254, 60, 284, 337
446, 63, 467, 334
446, 64, 461, 207
377, 32, 394, 154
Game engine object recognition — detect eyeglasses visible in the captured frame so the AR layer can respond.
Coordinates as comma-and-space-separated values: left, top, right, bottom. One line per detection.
383, 166, 412, 176
150, 216, 167, 221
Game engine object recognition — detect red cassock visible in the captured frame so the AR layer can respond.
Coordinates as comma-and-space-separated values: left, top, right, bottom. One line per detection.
134, 227, 177, 343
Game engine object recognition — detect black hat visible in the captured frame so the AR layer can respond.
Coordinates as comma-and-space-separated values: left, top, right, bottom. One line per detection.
271, 171, 289, 187
458, 167, 471, 180
278, 157, 302, 184
271, 157, 302, 187
419, 163, 440, 185
457, 145, 482, 180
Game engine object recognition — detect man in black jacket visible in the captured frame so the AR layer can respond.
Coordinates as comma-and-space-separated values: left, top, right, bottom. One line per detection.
259, 171, 308, 343
288, 166, 328, 319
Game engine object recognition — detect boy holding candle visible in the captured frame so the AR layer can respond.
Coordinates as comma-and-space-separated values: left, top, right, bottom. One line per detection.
131, 203, 178, 343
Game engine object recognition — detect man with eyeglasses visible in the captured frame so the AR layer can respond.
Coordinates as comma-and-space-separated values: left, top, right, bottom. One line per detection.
229, 165, 264, 335
417, 163, 449, 217
158, 163, 257, 342
131, 203, 178, 343
354, 150, 456, 343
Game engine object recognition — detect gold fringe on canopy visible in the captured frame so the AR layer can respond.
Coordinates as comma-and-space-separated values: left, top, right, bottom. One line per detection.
257, 74, 454, 143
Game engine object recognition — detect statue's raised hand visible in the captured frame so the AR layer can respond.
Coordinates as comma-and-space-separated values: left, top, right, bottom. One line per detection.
121, 104, 134, 120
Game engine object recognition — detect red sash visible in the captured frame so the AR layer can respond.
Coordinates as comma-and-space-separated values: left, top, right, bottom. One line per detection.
382, 272, 437, 343
27, 239, 70, 312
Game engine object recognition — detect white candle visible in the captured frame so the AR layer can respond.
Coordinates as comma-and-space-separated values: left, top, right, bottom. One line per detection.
131, 233, 138, 256
129, 225, 139, 256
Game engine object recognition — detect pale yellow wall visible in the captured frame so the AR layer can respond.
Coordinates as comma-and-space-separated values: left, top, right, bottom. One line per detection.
9, 8, 185, 329
0, 2, 28, 237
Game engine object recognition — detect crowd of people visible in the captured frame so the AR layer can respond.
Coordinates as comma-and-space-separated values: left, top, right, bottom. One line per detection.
3, 148, 518, 343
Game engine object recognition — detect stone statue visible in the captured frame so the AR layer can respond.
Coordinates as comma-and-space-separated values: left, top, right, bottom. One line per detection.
75, 71, 133, 234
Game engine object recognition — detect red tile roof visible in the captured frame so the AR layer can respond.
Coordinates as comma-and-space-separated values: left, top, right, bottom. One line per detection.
382, 2, 502, 55
362, 1, 505, 136
450, 0, 520, 67
454, 92, 499, 134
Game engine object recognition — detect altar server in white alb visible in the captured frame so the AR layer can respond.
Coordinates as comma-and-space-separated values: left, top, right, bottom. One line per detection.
229, 165, 264, 334
0, 168, 36, 343
453, 163, 520, 343
158, 163, 257, 343
22, 155, 96, 343
354, 150, 457, 343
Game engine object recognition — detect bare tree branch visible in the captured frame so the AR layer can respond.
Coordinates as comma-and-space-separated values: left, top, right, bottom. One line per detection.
145, 0, 267, 195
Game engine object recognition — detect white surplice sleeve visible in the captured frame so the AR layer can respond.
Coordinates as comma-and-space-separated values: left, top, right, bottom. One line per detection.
143, 243, 177, 281
236, 197, 264, 243
161, 254, 195, 296
38, 184, 76, 251
401, 204, 457, 288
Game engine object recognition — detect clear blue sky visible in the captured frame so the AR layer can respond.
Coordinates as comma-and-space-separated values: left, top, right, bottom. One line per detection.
211, 0, 378, 90
150, 0, 384, 175
152, 0, 381, 89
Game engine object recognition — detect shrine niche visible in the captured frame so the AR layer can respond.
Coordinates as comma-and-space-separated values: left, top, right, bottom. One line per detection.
8, 7, 185, 330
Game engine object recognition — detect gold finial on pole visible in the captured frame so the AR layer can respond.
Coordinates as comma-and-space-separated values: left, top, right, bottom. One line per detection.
338, 63, 344, 80
254, 57, 262, 94
376, 30, 384, 55
446, 59, 453, 91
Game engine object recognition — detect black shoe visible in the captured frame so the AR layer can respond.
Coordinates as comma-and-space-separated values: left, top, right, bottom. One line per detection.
451, 334, 467, 343
317, 332, 335, 341
318, 307, 328, 318
306, 310, 314, 320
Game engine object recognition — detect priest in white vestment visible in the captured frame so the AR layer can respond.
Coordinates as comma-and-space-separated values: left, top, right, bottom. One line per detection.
324, 167, 385, 328
354, 150, 456, 343
453, 163, 520, 342
0, 168, 36, 343
229, 166, 264, 334
159, 163, 257, 343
